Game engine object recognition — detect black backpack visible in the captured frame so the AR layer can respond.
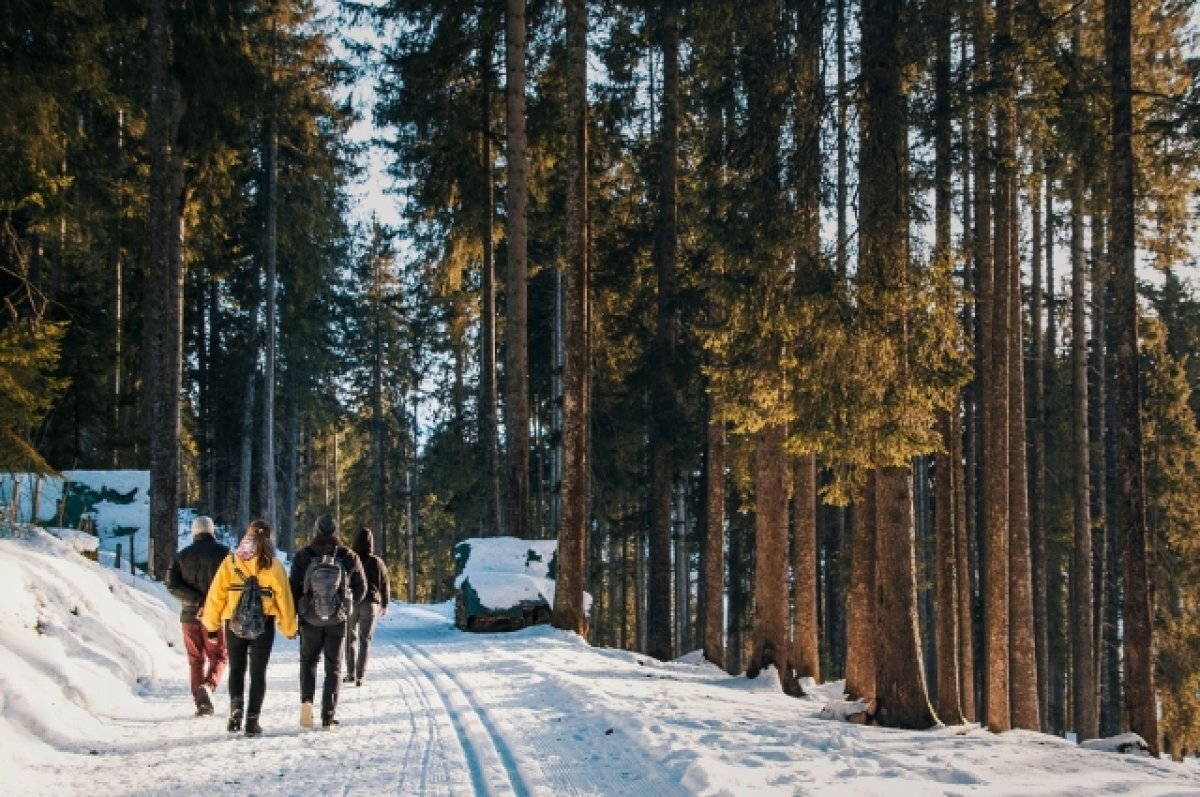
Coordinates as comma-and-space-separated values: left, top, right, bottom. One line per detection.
300, 551, 351, 626
228, 559, 273, 640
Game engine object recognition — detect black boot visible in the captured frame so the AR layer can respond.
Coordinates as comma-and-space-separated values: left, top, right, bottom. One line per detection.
227, 701, 244, 733
244, 715, 262, 738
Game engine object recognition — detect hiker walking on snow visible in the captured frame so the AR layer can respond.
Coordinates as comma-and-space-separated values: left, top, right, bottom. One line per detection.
166, 515, 229, 716
201, 519, 297, 738
290, 515, 366, 730
344, 527, 390, 687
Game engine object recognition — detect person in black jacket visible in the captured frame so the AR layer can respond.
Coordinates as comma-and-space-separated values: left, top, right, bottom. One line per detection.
289, 515, 366, 730
166, 515, 230, 716
344, 527, 390, 687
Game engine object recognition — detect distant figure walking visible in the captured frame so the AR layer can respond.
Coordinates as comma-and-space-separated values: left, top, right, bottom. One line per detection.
166, 515, 229, 717
290, 515, 365, 730
344, 527, 390, 687
201, 519, 297, 738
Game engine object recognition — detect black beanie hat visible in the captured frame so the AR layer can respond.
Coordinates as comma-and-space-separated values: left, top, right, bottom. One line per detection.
314, 515, 337, 539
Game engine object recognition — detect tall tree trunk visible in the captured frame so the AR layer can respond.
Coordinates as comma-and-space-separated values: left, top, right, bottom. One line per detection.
792, 453, 819, 681
931, 2, 962, 724
1108, 0, 1158, 755
206, 278, 219, 515
702, 391, 726, 669
145, 0, 183, 578
954, 399, 975, 722
237, 370, 256, 534
1003, 14, 1041, 720
935, 409, 963, 725
749, 423, 794, 692
1045, 176, 1067, 734
835, 0, 847, 280
647, 1, 679, 662
112, 109, 126, 468
1089, 203, 1112, 734
372, 248, 387, 556
480, 9, 502, 536
1070, 165, 1099, 741
261, 21, 278, 530
674, 476, 689, 653
845, 473, 877, 699
859, 0, 933, 727
740, 0, 792, 694
552, 0, 589, 636
1009, 211, 1039, 730
405, 422, 417, 603
789, 0, 823, 685
976, 0, 1010, 732
1029, 162, 1050, 731
826, 0, 850, 681
959, 33, 978, 724
874, 466, 937, 727
504, 0, 531, 538
281, 398, 298, 553
727, 513, 747, 675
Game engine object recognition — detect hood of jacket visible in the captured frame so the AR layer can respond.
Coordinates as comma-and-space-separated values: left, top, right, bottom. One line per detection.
352, 528, 374, 557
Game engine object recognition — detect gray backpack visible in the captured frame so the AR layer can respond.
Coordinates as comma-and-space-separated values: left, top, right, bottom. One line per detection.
300, 552, 350, 625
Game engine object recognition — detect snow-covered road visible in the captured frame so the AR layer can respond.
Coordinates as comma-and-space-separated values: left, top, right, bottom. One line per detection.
32, 603, 689, 797
6, 528, 1200, 797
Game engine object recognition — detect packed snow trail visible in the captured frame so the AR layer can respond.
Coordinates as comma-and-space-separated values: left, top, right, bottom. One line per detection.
7, 528, 1200, 797
25, 603, 690, 797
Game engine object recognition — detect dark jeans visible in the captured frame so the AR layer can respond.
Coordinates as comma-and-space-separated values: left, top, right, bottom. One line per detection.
181, 621, 227, 703
226, 616, 276, 718
344, 602, 379, 681
300, 622, 345, 720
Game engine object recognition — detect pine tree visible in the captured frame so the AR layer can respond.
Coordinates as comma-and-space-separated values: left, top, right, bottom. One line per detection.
1109, 0, 1158, 755
858, 0, 936, 729
0, 317, 67, 473
504, 0, 532, 539
1142, 314, 1200, 759
788, 0, 825, 684
646, 0, 681, 662
552, 0, 589, 636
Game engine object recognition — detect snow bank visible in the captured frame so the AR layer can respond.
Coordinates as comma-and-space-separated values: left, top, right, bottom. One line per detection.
0, 523, 182, 790
1081, 732, 1153, 756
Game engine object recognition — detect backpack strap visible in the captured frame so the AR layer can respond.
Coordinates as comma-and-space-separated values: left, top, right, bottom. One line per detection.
229, 556, 273, 598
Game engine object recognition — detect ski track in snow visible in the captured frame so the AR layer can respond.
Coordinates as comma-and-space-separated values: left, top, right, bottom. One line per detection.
404, 627, 691, 797
391, 638, 526, 797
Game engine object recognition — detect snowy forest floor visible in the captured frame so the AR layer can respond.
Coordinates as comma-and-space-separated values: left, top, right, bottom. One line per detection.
4, 527, 1200, 796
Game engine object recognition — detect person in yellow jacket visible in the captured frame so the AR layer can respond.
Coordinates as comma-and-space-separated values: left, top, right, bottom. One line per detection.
202, 519, 297, 738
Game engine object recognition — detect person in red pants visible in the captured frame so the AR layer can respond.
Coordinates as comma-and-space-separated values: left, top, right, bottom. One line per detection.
167, 515, 230, 716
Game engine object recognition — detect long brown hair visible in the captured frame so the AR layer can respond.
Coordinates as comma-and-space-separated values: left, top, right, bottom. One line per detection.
247, 519, 276, 570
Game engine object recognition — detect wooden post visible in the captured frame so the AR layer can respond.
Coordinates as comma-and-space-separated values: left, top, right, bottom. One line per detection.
57, 479, 70, 528
115, 542, 123, 570
31, 475, 43, 524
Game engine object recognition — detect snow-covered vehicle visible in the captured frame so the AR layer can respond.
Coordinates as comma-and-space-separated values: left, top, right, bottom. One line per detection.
453, 537, 566, 632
